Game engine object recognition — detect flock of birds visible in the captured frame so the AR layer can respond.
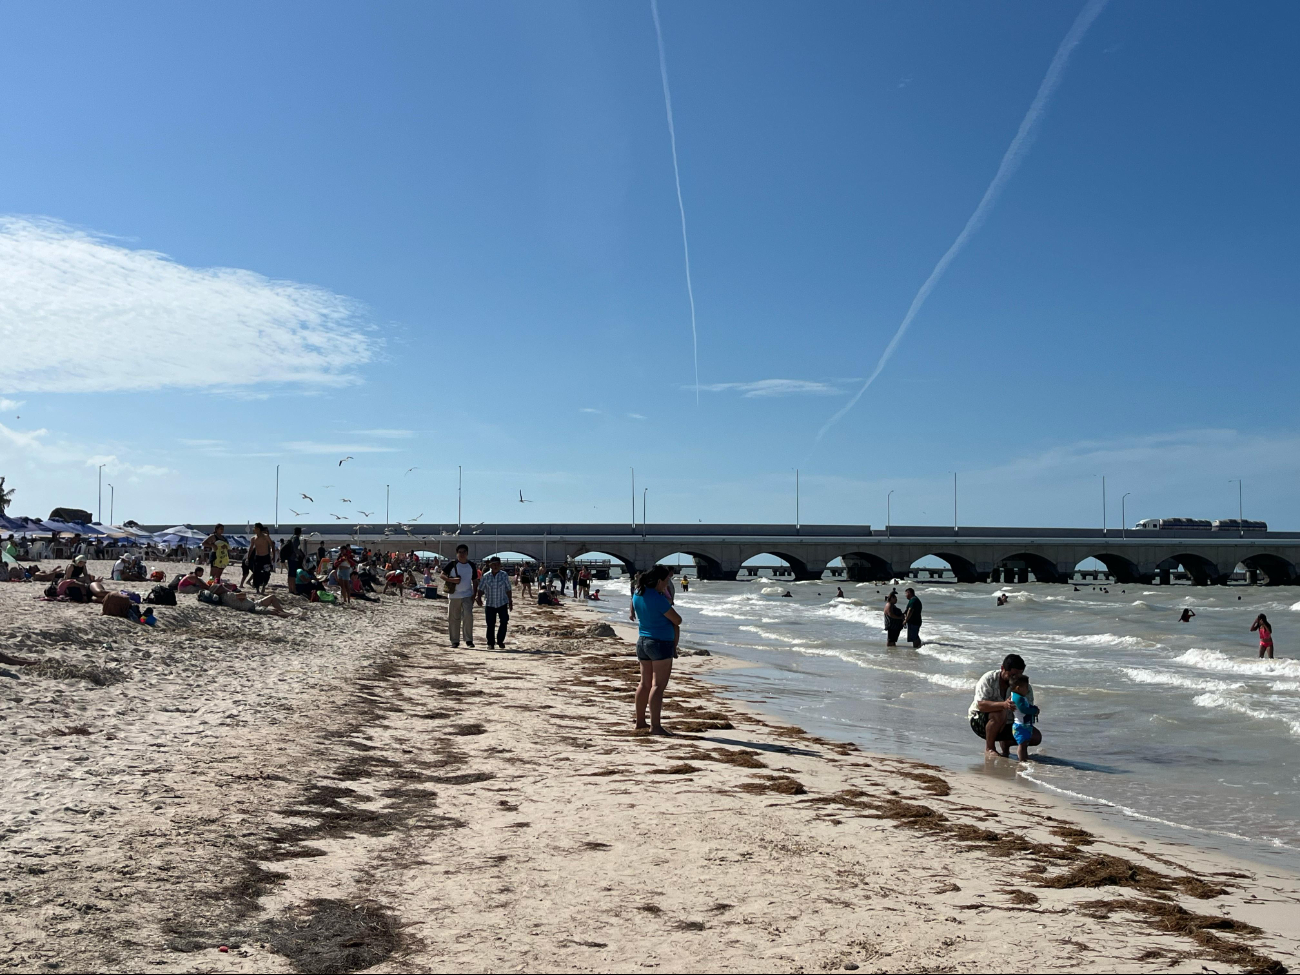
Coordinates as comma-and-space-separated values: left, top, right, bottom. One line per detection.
282, 456, 534, 537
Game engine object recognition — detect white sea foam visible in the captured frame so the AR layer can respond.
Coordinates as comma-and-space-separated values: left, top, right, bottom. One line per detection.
1270, 681, 1300, 693
1176, 648, 1300, 679
760, 587, 786, 596
1192, 692, 1300, 736
926, 673, 975, 690
1016, 769, 1293, 849
917, 646, 977, 665
1290, 601, 1300, 612
737, 625, 807, 645
1120, 668, 1244, 693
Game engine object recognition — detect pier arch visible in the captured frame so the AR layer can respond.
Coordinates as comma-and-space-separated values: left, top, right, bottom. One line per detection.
1156, 553, 1224, 586
569, 548, 637, 575
914, 551, 981, 584
740, 550, 822, 582
655, 550, 727, 580
835, 550, 893, 582
1239, 552, 1298, 586
1073, 553, 1143, 584
995, 551, 1066, 585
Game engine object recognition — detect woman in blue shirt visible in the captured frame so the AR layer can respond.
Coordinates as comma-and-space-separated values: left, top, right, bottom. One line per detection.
631, 565, 683, 735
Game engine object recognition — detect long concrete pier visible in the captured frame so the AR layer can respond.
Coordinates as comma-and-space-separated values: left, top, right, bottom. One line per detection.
164, 523, 1300, 586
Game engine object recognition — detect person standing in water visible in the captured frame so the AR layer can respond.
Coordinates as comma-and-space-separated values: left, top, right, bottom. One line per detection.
1252, 614, 1274, 658
883, 593, 904, 647
902, 586, 923, 648
632, 565, 682, 736
1179, 608, 1196, 623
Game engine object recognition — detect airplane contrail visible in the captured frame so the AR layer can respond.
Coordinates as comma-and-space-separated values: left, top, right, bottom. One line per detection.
651, 0, 700, 404
817, 0, 1109, 441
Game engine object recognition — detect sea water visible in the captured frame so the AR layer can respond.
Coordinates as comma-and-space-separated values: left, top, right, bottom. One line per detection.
587, 577, 1300, 871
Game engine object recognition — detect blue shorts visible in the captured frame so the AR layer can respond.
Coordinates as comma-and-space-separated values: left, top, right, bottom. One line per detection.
636, 636, 676, 662
337, 565, 351, 581
1013, 722, 1035, 745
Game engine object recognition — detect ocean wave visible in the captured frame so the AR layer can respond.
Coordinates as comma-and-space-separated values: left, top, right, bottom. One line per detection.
760, 586, 788, 596
1015, 769, 1294, 849
1120, 668, 1244, 693
1192, 692, 1300, 736
917, 646, 977, 665
1271, 681, 1300, 693
737, 625, 807, 645
1175, 648, 1300, 679
926, 673, 975, 690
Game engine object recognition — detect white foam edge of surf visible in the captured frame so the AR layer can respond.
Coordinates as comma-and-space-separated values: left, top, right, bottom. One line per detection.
1015, 767, 1297, 852
1176, 648, 1300, 679
1120, 667, 1245, 693
1191, 691, 1300, 736
729, 638, 975, 691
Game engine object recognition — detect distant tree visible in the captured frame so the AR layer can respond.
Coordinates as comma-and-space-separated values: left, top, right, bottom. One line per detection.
0, 477, 12, 516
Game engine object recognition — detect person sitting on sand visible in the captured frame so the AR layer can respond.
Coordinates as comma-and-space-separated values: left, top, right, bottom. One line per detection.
970, 653, 1042, 759
1179, 608, 1196, 623
587, 588, 601, 600
632, 565, 683, 736
1252, 614, 1274, 659
296, 559, 328, 598
1009, 674, 1040, 763
177, 567, 209, 593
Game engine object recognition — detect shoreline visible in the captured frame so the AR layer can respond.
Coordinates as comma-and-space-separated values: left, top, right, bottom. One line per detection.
563, 592, 1300, 889
1, 565, 1298, 972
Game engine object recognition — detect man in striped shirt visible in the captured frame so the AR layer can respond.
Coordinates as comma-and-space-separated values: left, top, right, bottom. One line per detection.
476, 556, 514, 650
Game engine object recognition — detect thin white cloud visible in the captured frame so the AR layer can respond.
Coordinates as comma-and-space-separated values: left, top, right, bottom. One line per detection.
0, 216, 376, 394
579, 408, 602, 415
353, 429, 415, 439
0, 398, 23, 411
700, 379, 847, 398
280, 441, 400, 455
626, 413, 648, 420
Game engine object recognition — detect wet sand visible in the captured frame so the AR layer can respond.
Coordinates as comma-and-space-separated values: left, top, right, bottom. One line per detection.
1, 564, 1297, 973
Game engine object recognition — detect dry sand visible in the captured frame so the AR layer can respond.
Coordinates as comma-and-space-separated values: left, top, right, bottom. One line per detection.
1, 562, 1297, 974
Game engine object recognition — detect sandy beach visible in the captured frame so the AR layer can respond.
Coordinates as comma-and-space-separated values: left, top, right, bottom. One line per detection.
1, 562, 1297, 974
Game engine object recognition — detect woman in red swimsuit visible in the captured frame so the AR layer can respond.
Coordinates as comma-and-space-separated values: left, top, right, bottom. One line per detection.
1251, 613, 1274, 659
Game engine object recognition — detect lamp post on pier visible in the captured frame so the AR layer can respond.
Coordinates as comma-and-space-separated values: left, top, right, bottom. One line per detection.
1122, 493, 1130, 542
887, 490, 893, 538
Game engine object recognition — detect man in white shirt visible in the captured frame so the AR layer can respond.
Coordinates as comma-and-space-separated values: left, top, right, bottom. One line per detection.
969, 653, 1041, 758
441, 544, 478, 648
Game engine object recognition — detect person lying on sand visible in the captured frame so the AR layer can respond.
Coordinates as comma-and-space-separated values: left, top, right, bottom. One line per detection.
970, 653, 1042, 759
32, 565, 63, 582
212, 585, 301, 618
61, 556, 109, 603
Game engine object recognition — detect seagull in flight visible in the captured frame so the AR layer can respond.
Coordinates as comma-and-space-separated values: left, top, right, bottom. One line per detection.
357, 510, 373, 517
289, 508, 308, 517
300, 493, 314, 503
340, 498, 352, 503
404, 467, 418, 475
338, 457, 353, 467
409, 513, 423, 522
519, 490, 533, 503
330, 513, 347, 520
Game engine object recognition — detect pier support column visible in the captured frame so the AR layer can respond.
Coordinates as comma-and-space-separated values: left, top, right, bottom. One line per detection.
1159, 568, 1171, 585
989, 567, 1002, 584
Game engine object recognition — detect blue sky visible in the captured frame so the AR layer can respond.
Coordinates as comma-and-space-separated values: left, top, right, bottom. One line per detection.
1, 1, 1298, 529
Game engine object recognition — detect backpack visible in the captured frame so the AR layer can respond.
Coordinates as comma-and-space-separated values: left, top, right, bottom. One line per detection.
196, 589, 220, 605
44, 582, 59, 599
145, 585, 176, 606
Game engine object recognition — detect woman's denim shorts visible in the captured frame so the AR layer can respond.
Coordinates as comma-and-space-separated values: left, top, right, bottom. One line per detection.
636, 636, 676, 661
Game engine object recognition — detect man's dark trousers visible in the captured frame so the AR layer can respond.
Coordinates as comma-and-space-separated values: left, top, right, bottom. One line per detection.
485, 605, 510, 648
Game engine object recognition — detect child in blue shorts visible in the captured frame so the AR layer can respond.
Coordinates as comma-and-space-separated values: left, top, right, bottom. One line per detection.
1009, 674, 1039, 761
